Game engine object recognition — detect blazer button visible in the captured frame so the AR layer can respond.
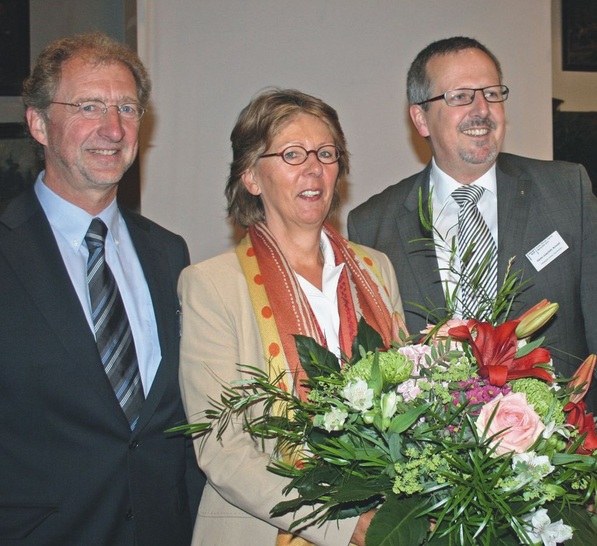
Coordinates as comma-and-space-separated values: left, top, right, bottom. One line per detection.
129, 439, 139, 450
125, 508, 134, 520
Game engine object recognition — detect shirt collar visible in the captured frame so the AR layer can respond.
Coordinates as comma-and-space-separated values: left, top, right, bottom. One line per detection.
295, 230, 344, 297
430, 158, 497, 206
319, 230, 337, 270
34, 171, 121, 252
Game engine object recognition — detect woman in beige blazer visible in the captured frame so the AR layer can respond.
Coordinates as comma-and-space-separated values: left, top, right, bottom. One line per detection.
179, 88, 404, 546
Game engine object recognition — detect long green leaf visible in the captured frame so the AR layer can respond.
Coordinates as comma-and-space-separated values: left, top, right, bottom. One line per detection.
389, 402, 431, 434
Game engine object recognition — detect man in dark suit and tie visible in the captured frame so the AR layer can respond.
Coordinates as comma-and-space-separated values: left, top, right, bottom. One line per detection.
348, 36, 597, 410
0, 33, 204, 544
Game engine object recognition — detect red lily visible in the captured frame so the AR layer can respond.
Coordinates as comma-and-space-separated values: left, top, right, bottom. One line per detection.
448, 319, 553, 386
567, 354, 596, 405
564, 400, 597, 454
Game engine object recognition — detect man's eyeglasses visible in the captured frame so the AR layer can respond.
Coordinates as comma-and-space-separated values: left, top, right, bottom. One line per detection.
50, 100, 146, 121
416, 85, 509, 107
259, 145, 341, 166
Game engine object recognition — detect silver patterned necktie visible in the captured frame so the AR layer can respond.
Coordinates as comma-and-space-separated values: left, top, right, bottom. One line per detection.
452, 185, 498, 319
85, 218, 144, 429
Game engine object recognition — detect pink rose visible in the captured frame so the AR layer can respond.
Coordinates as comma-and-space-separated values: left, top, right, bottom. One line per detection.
420, 319, 467, 350
420, 319, 468, 339
475, 392, 545, 455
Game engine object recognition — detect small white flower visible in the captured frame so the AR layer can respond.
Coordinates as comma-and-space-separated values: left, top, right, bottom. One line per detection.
542, 421, 571, 441
342, 379, 374, 412
380, 391, 398, 420
522, 508, 574, 546
512, 452, 555, 481
542, 421, 557, 440
322, 407, 348, 432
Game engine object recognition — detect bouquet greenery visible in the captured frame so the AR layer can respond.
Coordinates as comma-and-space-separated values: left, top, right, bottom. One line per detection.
175, 298, 597, 545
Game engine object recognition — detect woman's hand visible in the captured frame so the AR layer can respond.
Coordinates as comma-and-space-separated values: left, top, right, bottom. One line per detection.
349, 510, 376, 546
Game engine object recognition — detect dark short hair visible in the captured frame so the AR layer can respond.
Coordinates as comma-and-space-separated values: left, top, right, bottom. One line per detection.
226, 88, 350, 227
407, 36, 503, 109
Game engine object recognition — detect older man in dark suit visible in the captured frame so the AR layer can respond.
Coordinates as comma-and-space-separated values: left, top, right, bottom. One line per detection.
348, 37, 597, 411
0, 33, 204, 544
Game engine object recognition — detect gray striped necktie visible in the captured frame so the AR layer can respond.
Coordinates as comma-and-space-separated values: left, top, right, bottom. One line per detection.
452, 185, 497, 319
85, 218, 144, 429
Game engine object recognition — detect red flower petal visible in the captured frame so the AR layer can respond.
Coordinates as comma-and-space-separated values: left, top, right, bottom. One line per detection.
580, 413, 597, 453
565, 402, 597, 454
449, 320, 553, 386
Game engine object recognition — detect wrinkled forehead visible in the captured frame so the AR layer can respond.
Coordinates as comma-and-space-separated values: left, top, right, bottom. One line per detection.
56, 57, 137, 99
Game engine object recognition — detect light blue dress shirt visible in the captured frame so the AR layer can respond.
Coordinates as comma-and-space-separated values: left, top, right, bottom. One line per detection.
35, 173, 161, 393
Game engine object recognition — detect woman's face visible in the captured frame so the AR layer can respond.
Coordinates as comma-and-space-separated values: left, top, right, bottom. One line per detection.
242, 113, 339, 236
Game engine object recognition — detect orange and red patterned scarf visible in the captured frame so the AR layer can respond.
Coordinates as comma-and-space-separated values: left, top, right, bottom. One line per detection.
236, 221, 397, 401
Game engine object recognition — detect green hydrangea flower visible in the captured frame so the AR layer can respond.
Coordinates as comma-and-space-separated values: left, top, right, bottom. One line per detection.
343, 349, 413, 387
510, 378, 565, 425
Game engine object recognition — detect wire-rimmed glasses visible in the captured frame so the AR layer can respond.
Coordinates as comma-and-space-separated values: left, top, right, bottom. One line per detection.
50, 100, 145, 121
416, 85, 509, 107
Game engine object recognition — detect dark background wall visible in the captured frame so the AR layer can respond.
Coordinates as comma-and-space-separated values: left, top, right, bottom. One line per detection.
0, 0, 140, 208
29, 0, 132, 60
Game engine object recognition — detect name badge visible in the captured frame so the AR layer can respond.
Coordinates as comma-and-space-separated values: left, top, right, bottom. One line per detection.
526, 231, 569, 272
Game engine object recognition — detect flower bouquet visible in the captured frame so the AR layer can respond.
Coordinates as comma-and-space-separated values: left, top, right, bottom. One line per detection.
175, 298, 597, 545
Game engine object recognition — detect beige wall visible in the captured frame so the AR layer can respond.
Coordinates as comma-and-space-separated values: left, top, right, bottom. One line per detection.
137, 0, 553, 263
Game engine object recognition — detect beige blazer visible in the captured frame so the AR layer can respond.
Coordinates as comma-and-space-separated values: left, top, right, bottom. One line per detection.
179, 244, 403, 545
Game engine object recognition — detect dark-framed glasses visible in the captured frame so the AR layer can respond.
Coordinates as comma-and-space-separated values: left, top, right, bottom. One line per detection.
259, 145, 341, 166
416, 85, 509, 107
50, 100, 146, 121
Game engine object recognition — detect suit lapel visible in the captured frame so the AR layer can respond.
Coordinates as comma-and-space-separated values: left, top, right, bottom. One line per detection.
496, 156, 533, 284
123, 210, 178, 429
0, 190, 127, 418
400, 168, 446, 315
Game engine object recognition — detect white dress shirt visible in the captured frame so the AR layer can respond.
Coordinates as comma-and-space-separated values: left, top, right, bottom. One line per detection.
35, 174, 161, 393
295, 231, 345, 358
429, 159, 498, 317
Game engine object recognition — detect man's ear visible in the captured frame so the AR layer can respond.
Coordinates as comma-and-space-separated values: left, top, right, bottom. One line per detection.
26, 107, 49, 146
409, 104, 430, 138
241, 169, 261, 196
